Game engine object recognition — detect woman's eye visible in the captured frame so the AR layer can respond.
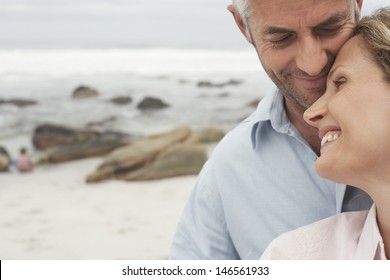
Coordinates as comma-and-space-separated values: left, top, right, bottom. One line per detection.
332, 78, 346, 89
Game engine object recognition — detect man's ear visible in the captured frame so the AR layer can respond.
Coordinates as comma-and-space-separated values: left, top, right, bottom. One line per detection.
356, 0, 363, 11
227, 4, 253, 44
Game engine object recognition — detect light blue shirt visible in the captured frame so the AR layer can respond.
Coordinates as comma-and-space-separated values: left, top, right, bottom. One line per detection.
170, 86, 371, 260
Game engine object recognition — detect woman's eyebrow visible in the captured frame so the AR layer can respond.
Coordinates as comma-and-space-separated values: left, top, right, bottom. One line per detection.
328, 65, 344, 80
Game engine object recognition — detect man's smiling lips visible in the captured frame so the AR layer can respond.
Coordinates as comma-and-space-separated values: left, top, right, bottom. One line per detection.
294, 74, 328, 88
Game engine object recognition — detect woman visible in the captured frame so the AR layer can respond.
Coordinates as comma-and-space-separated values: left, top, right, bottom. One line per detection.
261, 7, 390, 259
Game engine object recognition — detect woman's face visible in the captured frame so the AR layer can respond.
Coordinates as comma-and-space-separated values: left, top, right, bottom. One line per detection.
303, 36, 390, 187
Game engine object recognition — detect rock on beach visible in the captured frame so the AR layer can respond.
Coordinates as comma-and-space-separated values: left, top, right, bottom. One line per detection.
85, 126, 224, 183
119, 143, 207, 181
0, 98, 37, 107
37, 132, 132, 164
86, 127, 193, 183
32, 123, 132, 163
197, 79, 242, 88
72, 85, 100, 98
32, 124, 101, 150
109, 96, 133, 105
137, 97, 170, 110
0, 146, 11, 172
86, 127, 215, 182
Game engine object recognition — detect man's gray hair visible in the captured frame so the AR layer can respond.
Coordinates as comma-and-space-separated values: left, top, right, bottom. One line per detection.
233, 0, 361, 24
232, 0, 251, 21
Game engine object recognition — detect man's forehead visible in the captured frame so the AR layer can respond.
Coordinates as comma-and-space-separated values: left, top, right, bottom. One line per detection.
249, 0, 353, 31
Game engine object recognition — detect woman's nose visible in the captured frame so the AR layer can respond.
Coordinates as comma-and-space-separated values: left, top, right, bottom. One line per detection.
303, 95, 328, 128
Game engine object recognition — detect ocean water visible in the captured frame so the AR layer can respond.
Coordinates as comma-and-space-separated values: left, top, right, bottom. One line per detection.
0, 48, 272, 155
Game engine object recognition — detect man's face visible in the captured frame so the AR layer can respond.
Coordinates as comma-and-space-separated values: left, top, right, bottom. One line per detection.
245, 0, 361, 112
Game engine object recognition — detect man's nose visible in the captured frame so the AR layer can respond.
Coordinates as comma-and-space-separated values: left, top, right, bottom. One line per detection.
296, 36, 328, 77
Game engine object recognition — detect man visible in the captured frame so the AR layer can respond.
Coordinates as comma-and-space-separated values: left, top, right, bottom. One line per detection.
170, 0, 372, 259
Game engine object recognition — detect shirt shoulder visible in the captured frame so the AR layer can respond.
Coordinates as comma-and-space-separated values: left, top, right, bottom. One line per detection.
260, 211, 368, 259
210, 88, 279, 161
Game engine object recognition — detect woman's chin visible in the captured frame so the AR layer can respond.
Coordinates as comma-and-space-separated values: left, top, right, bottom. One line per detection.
315, 158, 339, 182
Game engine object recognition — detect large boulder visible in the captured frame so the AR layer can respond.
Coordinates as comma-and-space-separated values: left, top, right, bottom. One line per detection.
32, 124, 101, 150
36, 132, 132, 164
137, 97, 169, 110
72, 85, 100, 98
119, 143, 207, 181
86, 127, 192, 183
0, 146, 11, 172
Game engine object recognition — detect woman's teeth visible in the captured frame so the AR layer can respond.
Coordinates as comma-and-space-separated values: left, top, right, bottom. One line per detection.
321, 132, 340, 147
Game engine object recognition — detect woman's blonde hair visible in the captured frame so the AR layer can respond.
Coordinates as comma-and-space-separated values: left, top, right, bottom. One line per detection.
354, 7, 390, 81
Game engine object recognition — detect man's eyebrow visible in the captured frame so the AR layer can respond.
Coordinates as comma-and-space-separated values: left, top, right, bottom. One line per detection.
262, 26, 293, 36
262, 12, 350, 36
315, 12, 349, 28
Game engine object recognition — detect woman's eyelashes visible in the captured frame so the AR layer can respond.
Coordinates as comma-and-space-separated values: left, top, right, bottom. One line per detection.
332, 77, 347, 90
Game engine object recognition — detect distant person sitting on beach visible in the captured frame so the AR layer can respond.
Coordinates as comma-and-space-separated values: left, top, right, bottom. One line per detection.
261, 7, 390, 259
16, 147, 33, 173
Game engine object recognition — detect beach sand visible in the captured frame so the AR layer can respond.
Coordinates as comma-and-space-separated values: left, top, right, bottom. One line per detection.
0, 158, 196, 259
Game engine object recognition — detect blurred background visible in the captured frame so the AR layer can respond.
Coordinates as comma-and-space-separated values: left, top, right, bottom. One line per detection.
0, 0, 267, 156
0, 0, 385, 49
0, 0, 246, 49
0, 0, 385, 153
0, 0, 388, 260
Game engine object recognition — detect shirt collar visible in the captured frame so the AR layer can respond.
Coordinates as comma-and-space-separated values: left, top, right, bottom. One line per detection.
250, 85, 292, 149
354, 204, 387, 260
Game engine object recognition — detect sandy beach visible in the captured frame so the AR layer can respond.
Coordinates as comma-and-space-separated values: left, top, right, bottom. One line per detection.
0, 47, 258, 261
0, 157, 196, 259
